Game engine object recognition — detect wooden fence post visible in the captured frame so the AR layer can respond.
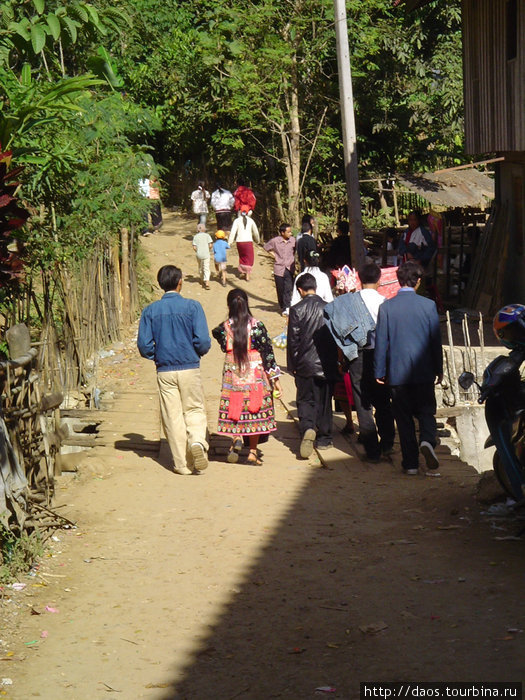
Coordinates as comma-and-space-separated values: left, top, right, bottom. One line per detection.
392, 182, 400, 227
121, 227, 130, 326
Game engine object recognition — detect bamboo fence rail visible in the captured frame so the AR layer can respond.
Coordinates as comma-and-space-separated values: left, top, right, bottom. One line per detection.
0, 231, 140, 539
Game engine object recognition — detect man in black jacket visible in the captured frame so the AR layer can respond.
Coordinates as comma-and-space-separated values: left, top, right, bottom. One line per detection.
287, 273, 338, 457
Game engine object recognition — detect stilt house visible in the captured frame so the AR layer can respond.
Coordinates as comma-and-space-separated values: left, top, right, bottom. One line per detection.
401, 0, 525, 308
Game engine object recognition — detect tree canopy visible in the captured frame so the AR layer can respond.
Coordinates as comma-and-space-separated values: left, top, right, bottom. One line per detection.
0, 0, 464, 280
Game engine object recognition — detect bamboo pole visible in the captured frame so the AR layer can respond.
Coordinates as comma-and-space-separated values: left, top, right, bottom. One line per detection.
478, 312, 485, 378
121, 227, 130, 326
446, 311, 458, 405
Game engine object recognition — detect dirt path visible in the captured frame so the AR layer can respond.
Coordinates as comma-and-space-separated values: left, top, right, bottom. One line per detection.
3, 212, 525, 700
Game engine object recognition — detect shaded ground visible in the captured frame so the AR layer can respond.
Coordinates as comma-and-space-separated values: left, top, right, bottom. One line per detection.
1, 212, 524, 700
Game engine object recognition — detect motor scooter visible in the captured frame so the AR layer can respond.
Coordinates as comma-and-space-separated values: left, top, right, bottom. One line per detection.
459, 348, 525, 502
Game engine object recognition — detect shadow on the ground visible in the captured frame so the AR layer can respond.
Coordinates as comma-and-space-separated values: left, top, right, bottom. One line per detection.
113, 432, 164, 460
157, 440, 525, 698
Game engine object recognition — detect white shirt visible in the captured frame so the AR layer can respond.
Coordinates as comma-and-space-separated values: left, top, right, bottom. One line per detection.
211, 188, 235, 212
191, 188, 210, 214
359, 287, 384, 349
290, 267, 334, 307
228, 216, 260, 245
138, 178, 149, 197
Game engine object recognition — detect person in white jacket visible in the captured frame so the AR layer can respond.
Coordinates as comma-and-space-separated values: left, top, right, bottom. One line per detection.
228, 206, 260, 281
290, 250, 333, 307
211, 185, 235, 231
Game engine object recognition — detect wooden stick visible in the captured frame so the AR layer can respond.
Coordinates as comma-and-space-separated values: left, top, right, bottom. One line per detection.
478, 312, 485, 378
446, 311, 458, 405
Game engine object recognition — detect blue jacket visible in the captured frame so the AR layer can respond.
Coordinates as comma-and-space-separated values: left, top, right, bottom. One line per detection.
374, 288, 442, 385
137, 292, 211, 372
323, 291, 375, 362
398, 225, 436, 266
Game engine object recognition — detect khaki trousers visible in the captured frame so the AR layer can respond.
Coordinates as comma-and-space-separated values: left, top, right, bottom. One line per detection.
157, 368, 208, 471
198, 256, 210, 282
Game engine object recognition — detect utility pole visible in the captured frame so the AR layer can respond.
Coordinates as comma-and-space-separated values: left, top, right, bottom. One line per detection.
334, 0, 365, 270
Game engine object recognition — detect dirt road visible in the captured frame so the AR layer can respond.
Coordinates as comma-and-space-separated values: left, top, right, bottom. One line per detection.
3, 213, 525, 699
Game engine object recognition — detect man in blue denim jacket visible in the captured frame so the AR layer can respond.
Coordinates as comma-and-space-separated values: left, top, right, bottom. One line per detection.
138, 265, 211, 475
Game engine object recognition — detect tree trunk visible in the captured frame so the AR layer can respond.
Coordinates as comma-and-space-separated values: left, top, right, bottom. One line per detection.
287, 62, 301, 229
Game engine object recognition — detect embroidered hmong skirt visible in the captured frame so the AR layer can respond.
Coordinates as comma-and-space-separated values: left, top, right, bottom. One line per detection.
217, 359, 277, 437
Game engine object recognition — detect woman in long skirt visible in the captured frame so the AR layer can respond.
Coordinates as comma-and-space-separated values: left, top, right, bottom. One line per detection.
228, 206, 260, 281
212, 289, 282, 465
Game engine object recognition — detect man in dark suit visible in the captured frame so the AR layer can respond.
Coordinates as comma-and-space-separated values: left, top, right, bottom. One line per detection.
374, 261, 443, 475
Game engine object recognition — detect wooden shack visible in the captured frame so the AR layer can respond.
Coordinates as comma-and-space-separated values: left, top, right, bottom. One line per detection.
400, 0, 525, 308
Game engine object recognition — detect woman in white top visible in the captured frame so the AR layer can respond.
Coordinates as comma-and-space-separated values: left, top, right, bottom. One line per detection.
228, 206, 260, 281
190, 181, 210, 225
211, 185, 235, 231
291, 250, 333, 307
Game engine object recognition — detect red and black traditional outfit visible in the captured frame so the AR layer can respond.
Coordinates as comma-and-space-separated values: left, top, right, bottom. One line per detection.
212, 318, 280, 438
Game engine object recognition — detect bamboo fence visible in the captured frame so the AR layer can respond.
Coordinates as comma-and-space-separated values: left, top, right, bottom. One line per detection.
0, 229, 140, 538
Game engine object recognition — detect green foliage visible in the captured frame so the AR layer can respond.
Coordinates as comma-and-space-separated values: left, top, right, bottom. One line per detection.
113, 0, 464, 220
0, 0, 130, 76
352, 0, 464, 171
0, 0, 160, 281
0, 525, 43, 583
0, 66, 103, 150
18, 93, 159, 270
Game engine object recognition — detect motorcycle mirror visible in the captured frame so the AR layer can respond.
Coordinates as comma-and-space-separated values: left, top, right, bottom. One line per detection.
458, 371, 475, 390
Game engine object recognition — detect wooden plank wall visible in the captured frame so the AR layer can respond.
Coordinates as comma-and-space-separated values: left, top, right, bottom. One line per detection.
463, 0, 524, 153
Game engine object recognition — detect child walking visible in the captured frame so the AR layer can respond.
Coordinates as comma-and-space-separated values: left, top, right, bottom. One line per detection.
213, 230, 230, 287
192, 223, 213, 289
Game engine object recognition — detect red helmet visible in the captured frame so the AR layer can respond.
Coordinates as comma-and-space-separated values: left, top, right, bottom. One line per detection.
493, 304, 525, 350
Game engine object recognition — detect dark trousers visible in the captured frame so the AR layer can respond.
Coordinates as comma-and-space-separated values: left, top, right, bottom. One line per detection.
274, 268, 294, 311
150, 201, 163, 228
216, 211, 232, 231
390, 382, 437, 470
348, 349, 395, 458
142, 202, 163, 234
295, 375, 333, 446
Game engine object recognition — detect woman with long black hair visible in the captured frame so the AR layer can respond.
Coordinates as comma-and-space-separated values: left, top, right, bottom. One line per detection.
212, 289, 282, 465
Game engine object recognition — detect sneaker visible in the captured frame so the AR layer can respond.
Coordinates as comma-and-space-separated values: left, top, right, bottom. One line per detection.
174, 465, 192, 475
381, 445, 395, 456
300, 429, 316, 459
420, 441, 439, 470
404, 468, 419, 475
363, 454, 381, 464
190, 442, 209, 471
227, 439, 242, 464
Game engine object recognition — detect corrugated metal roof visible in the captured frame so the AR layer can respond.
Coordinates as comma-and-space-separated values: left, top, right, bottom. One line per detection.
396, 169, 495, 209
